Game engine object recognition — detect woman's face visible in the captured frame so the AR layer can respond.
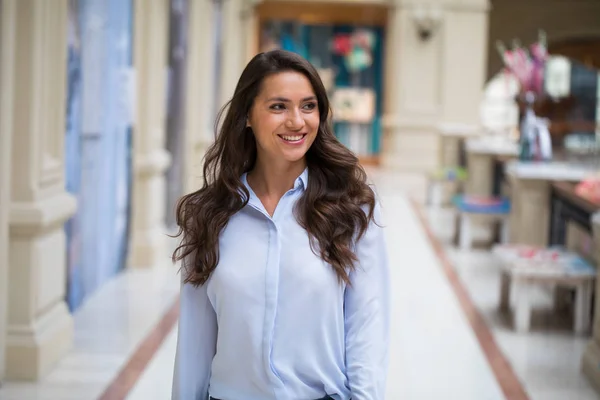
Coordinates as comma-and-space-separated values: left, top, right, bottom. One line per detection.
248, 71, 320, 168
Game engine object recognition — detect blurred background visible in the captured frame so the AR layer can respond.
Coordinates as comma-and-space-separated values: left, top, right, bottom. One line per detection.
0, 0, 600, 399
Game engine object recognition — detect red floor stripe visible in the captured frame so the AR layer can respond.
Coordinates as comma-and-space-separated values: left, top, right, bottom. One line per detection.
409, 198, 530, 400
97, 296, 180, 400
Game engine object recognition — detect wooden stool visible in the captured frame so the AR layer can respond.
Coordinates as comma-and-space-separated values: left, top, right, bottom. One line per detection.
453, 195, 510, 250
493, 245, 596, 334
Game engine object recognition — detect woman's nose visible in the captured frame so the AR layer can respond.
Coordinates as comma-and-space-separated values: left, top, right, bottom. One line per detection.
286, 109, 305, 130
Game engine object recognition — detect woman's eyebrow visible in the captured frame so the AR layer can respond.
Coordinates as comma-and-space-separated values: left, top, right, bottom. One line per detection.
265, 96, 317, 102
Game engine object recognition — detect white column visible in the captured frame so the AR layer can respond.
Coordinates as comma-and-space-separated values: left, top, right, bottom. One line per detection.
381, 0, 490, 173
242, 0, 260, 63
183, 0, 216, 193
219, 0, 246, 106
4, 0, 76, 380
439, 0, 490, 125
0, 0, 14, 380
381, 0, 443, 172
129, 0, 172, 268
507, 176, 550, 246
436, 1, 489, 167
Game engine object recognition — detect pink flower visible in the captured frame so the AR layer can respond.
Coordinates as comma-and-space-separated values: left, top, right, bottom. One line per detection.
332, 35, 352, 56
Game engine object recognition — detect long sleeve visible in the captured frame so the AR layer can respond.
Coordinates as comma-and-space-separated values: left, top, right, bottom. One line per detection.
172, 264, 218, 400
344, 202, 390, 400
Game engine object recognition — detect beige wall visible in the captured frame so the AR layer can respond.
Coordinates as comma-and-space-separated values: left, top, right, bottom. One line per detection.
487, 0, 600, 79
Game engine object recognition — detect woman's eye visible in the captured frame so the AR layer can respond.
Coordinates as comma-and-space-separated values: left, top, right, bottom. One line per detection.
303, 102, 317, 110
270, 103, 285, 111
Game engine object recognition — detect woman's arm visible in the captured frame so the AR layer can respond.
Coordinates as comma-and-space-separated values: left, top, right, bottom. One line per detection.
344, 202, 391, 400
172, 264, 218, 400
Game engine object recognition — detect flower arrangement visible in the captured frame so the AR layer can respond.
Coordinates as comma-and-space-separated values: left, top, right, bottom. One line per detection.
331, 29, 376, 73
496, 30, 548, 95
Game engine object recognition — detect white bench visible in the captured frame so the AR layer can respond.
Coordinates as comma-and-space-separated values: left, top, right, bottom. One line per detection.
493, 245, 596, 334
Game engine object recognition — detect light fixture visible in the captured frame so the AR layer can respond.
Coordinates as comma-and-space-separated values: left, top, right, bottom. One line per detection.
411, 4, 443, 41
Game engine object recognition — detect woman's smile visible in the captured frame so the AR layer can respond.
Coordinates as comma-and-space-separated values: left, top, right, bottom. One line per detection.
278, 132, 308, 145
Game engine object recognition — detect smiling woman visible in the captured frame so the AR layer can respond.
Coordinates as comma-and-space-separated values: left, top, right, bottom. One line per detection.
171, 50, 390, 400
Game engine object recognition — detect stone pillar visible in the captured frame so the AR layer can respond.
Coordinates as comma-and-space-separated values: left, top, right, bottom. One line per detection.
465, 152, 493, 196
506, 175, 550, 246
582, 212, 600, 392
464, 151, 495, 243
381, 0, 490, 173
0, 0, 14, 380
439, 1, 489, 126
129, 0, 172, 268
4, 0, 76, 380
243, 0, 260, 63
381, 0, 441, 172
183, 0, 217, 193
219, 0, 246, 106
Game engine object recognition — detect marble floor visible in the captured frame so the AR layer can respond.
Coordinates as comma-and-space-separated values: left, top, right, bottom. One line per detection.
422, 205, 599, 400
0, 169, 598, 400
0, 262, 181, 400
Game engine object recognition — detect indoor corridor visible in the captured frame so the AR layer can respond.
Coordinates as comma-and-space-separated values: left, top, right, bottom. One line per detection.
3, 168, 588, 400
2, 1, 600, 398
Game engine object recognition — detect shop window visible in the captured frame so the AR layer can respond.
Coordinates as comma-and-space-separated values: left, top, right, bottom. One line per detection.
64, 0, 134, 311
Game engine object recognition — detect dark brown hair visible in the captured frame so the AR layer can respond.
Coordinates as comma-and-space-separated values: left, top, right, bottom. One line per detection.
172, 50, 376, 286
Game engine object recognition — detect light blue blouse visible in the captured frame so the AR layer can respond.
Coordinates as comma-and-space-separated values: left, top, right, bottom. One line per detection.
172, 168, 390, 400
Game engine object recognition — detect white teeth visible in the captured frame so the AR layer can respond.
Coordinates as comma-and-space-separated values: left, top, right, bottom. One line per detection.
281, 135, 303, 141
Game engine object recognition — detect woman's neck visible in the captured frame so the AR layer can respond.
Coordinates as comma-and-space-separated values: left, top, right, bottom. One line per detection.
247, 158, 306, 200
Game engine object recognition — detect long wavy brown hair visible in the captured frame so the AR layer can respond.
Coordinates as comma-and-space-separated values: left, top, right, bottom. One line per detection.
172, 50, 376, 286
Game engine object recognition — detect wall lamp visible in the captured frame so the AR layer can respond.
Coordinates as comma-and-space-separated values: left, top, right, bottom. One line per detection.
411, 5, 443, 41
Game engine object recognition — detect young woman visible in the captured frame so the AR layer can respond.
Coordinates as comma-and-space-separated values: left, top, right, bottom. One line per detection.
172, 49, 390, 400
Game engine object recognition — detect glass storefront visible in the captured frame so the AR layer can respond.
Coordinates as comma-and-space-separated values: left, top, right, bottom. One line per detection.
65, 0, 134, 311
